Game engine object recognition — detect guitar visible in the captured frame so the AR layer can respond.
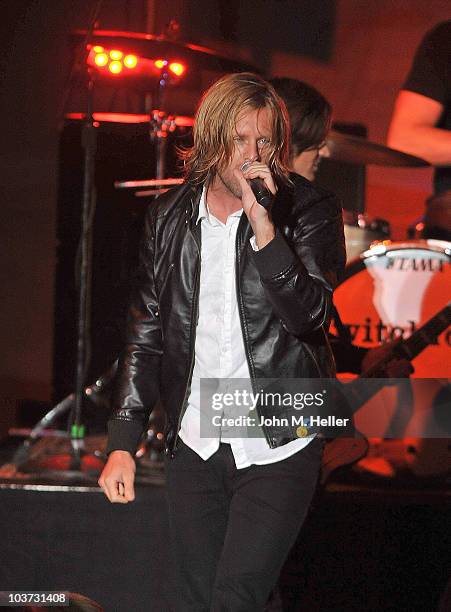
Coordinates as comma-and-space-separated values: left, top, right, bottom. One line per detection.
321, 302, 451, 483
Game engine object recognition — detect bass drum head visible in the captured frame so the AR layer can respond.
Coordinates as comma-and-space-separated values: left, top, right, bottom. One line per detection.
332, 240, 451, 478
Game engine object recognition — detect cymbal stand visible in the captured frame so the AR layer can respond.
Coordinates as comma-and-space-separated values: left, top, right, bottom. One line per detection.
149, 110, 178, 179
148, 68, 178, 180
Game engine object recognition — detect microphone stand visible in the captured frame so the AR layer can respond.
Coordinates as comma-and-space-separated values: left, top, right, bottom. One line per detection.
68, 68, 97, 470
60, 1, 104, 473
41, 1, 104, 477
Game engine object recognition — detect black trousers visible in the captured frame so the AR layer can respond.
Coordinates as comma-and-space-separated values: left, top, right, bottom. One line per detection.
164, 437, 323, 612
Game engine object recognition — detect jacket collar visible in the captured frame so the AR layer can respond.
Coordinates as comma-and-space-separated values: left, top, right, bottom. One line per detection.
188, 183, 203, 227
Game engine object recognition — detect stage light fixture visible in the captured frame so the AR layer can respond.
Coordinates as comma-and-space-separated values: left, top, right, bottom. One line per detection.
94, 52, 108, 67
124, 54, 138, 68
87, 45, 187, 81
168, 62, 185, 76
109, 60, 123, 74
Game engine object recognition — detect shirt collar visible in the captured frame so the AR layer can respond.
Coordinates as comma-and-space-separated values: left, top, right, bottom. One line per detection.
197, 187, 243, 225
196, 187, 209, 224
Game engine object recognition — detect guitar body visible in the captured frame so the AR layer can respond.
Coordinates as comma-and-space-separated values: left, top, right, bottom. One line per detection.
358, 379, 450, 478
321, 435, 368, 484
321, 380, 450, 483
362, 437, 450, 478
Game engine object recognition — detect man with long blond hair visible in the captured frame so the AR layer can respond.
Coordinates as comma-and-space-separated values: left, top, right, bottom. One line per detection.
99, 72, 345, 610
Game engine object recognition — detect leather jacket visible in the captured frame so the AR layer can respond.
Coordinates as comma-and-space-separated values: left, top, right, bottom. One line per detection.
106, 173, 346, 458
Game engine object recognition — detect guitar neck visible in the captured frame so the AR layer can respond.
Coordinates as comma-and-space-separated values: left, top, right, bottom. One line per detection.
345, 303, 451, 411
365, 303, 451, 378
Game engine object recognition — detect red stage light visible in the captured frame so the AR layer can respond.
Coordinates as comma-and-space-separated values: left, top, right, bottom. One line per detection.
109, 49, 123, 60
124, 54, 138, 69
87, 46, 186, 80
169, 62, 185, 76
94, 52, 108, 67
109, 61, 123, 74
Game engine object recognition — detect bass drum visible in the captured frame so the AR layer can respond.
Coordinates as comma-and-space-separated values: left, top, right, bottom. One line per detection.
332, 240, 451, 478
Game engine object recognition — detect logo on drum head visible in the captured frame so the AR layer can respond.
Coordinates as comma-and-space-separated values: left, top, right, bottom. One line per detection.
386, 257, 444, 272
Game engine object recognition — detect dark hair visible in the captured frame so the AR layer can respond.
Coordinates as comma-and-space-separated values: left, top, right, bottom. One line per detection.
423, 191, 451, 241
270, 77, 332, 157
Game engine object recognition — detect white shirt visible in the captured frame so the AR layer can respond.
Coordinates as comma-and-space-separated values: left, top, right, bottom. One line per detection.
178, 189, 313, 468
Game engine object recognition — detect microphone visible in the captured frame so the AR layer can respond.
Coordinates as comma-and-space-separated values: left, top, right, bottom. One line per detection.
240, 161, 274, 210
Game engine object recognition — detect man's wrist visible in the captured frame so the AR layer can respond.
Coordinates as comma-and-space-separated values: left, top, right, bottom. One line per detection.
109, 449, 134, 459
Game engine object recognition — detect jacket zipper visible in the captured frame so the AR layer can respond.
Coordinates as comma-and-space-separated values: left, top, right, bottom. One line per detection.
235, 217, 275, 448
170, 226, 201, 455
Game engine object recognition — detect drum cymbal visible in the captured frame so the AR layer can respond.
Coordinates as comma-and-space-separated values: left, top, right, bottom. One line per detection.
327, 131, 429, 167
73, 30, 259, 74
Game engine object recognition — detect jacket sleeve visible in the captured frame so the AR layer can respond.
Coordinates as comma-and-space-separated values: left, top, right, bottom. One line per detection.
106, 205, 163, 456
251, 189, 346, 336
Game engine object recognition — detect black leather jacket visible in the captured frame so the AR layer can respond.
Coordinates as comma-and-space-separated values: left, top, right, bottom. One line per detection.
106, 174, 346, 458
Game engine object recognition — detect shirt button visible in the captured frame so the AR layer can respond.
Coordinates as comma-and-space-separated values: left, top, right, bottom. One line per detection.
296, 426, 309, 438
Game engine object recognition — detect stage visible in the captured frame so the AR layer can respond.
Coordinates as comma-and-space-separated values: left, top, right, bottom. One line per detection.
0, 474, 448, 611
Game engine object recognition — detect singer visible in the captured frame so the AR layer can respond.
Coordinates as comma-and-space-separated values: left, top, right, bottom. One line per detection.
99, 72, 346, 611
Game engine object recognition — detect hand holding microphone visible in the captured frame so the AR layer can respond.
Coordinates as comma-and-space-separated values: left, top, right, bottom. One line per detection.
240, 160, 275, 211
234, 160, 276, 248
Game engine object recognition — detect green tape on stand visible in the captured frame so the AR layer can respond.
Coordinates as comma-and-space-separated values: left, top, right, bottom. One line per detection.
71, 424, 86, 439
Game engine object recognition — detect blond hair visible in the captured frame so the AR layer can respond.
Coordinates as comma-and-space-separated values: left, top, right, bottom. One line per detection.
181, 72, 290, 186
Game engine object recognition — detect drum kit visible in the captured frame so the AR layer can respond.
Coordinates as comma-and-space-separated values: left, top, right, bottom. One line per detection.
2, 30, 449, 486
